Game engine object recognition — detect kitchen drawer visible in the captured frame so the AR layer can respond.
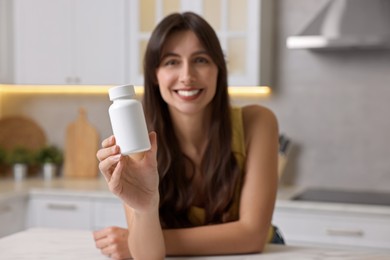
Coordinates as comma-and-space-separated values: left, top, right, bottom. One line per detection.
273, 207, 390, 249
92, 198, 127, 230
28, 195, 92, 230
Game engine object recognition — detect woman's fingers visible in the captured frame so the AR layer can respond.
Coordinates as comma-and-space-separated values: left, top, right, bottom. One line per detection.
102, 135, 116, 148
94, 236, 110, 249
93, 228, 109, 241
96, 136, 121, 181
99, 154, 121, 182
96, 135, 119, 162
109, 159, 124, 195
97, 144, 120, 162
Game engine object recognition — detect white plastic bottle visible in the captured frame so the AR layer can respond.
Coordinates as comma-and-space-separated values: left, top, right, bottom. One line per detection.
108, 85, 151, 155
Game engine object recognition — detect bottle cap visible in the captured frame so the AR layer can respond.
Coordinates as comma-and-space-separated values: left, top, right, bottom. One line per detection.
109, 85, 135, 100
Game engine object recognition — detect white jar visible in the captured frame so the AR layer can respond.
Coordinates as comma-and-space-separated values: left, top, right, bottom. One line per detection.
108, 85, 151, 155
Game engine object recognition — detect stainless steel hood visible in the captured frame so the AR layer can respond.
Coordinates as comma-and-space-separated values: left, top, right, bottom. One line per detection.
287, 0, 390, 50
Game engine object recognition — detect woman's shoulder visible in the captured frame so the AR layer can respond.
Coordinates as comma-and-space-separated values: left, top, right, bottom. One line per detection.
241, 104, 277, 124
240, 104, 278, 139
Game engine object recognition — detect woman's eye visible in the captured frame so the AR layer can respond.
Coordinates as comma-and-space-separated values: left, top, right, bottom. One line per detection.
194, 57, 209, 64
162, 59, 178, 66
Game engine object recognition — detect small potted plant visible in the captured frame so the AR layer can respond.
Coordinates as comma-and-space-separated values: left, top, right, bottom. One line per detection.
35, 145, 63, 180
6, 147, 33, 181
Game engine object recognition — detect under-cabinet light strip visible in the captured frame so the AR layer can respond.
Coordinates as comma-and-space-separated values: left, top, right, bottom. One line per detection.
0, 85, 271, 97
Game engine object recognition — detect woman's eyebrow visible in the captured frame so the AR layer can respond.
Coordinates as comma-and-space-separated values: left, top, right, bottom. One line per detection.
161, 50, 209, 59
160, 52, 179, 59
192, 50, 209, 56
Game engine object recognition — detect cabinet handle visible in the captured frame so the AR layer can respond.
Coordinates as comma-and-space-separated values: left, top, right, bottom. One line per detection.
47, 203, 77, 211
0, 205, 11, 214
326, 228, 364, 237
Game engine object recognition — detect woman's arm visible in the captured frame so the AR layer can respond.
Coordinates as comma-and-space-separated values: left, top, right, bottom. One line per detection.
164, 105, 279, 256
101, 106, 278, 257
124, 203, 164, 260
97, 132, 165, 259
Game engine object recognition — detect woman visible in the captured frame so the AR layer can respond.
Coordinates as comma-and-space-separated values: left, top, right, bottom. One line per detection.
95, 12, 280, 259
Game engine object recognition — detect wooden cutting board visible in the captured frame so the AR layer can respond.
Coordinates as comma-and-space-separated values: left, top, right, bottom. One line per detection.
64, 108, 99, 178
0, 116, 47, 151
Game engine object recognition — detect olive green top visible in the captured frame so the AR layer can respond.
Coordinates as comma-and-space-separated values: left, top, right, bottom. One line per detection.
187, 106, 274, 242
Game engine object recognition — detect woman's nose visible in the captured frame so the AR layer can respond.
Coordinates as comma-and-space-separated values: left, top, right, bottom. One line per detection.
179, 62, 195, 84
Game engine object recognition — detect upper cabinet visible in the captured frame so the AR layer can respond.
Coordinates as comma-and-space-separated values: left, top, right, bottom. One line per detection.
1, 0, 273, 86
8, 0, 127, 85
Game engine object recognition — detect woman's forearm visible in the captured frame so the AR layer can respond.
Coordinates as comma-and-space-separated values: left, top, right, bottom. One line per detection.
163, 220, 270, 256
130, 212, 165, 259
128, 207, 165, 259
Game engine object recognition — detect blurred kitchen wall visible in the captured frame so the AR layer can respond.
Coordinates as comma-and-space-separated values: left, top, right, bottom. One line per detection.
259, 0, 390, 191
2, 0, 390, 191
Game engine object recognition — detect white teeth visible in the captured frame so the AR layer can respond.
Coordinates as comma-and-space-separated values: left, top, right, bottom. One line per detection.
177, 89, 200, 97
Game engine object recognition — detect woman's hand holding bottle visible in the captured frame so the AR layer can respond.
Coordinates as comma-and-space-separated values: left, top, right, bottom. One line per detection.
96, 132, 160, 212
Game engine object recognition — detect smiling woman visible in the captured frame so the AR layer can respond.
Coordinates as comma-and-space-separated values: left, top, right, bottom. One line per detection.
156, 30, 219, 115
94, 11, 280, 260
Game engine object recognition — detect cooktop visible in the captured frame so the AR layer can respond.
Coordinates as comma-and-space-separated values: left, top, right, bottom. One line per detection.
292, 188, 390, 206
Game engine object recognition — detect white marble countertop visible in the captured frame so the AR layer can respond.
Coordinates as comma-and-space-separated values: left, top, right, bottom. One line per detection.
0, 228, 389, 260
2, 178, 390, 258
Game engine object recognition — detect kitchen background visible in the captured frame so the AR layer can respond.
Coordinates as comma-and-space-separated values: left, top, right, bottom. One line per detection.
1, 0, 390, 192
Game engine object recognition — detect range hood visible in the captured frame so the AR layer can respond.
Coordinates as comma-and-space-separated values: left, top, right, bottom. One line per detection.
287, 0, 390, 50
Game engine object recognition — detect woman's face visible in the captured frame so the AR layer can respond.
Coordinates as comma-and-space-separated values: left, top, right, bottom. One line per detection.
156, 30, 218, 116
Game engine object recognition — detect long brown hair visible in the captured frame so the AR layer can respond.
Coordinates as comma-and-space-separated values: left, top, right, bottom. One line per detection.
143, 12, 240, 228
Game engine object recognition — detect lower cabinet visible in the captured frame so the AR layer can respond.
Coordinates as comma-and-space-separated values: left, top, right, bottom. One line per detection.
28, 195, 92, 230
273, 203, 390, 249
92, 198, 127, 230
27, 194, 127, 231
0, 195, 27, 238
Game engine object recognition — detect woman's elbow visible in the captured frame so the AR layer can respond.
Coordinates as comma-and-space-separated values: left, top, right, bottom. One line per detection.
241, 228, 268, 253
245, 238, 267, 254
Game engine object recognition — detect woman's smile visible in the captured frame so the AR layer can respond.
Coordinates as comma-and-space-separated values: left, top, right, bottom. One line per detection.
175, 88, 203, 100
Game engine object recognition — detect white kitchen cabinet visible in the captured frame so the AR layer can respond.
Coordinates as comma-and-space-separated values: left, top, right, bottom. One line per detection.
273, 203, 390, 249
128, 0, 273, 86
0, 195, 27, 238
11, 0, 127, 85
27, 193, 127, 231
28, 195, 92, 230
92, 198, 127, 230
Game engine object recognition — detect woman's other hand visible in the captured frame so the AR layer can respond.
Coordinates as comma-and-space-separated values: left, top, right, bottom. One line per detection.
96, 132, 160, 212
93, 226, 130, 260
